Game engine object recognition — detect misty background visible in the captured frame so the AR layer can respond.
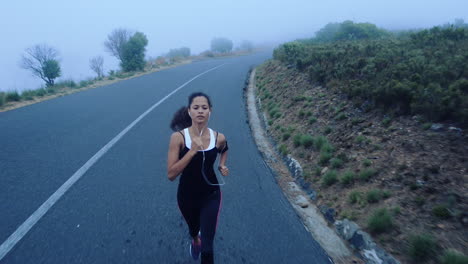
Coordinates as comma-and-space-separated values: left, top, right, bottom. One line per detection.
1, 0, 467, 92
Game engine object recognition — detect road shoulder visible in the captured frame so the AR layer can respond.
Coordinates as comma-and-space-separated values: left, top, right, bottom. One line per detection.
245, 68, 359, 264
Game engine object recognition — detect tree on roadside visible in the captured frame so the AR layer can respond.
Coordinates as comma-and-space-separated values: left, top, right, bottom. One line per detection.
314, 21, 391, 43
104, 28, 133, 63
211, 37, 233, 53
20, 44, 61, 87
239, 40, 254, 52
120, 32, 148, 71
89, 56, 104, 78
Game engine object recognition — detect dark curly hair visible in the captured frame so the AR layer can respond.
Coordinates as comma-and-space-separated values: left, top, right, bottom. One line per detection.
170, 92, 212, 131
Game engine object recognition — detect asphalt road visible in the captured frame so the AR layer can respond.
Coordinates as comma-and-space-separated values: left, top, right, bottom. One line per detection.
0, 52, 332, 263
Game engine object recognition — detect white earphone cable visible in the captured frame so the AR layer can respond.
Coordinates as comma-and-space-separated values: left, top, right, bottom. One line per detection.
197, 124, 226, 186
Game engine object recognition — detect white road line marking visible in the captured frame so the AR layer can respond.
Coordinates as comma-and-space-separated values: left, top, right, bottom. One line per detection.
0, 63, 225, 260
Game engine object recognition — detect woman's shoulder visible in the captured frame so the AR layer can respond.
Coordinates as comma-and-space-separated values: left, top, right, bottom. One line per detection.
170, 130, 185, 142
212, 129, 226, 143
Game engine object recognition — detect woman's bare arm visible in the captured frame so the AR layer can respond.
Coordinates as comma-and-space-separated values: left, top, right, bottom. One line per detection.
217, 133, 229, 176
167, 132, 197, 181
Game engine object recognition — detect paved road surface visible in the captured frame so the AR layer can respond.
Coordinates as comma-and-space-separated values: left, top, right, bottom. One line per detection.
0, 52, 332, 263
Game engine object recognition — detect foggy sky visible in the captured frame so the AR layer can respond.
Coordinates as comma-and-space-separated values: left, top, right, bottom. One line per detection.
1, 0, 467, 92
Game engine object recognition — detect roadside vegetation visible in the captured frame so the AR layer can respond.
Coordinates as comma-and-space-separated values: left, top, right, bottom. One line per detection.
273, 20, 468, 127
256, 19, 467, 264
1, 32, 257, 111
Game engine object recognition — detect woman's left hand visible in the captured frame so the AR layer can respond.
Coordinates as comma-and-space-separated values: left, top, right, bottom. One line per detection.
218, 165, 229, 176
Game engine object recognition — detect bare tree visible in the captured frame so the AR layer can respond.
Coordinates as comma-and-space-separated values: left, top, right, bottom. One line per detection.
104, 28, 133, 62
20, 44, 61, 87
89, 56, 104, 78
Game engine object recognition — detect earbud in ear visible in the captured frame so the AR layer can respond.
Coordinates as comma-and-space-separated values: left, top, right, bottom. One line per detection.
188, 112, 191, 117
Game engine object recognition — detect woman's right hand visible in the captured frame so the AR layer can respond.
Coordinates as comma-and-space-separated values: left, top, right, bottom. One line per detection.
190, 136, 203, 152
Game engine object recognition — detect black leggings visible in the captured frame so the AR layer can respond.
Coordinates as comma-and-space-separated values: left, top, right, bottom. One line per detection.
177, 189, 221, 264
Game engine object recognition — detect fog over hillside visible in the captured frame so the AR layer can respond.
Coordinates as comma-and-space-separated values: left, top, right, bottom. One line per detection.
1, 0, 467, 92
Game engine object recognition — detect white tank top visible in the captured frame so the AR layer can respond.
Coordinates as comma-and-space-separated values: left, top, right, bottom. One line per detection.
183, 128, 215, 151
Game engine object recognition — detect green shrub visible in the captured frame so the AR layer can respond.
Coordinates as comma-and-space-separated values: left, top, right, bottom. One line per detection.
0, 92, 5, 106
116, 72, 134, 78
293, 95, 307, 102
314, 166, 322, 176
340, 171, 355, 185
301, 134, 314, 148
324, 126, 332, 134
279, 144, 288, 156
293, 134, 302, 147
371, 144, 382, 151
35, 88, 47, 97
348, 191, 363, 204
309, 116, 317, 124
422, 123, 432, 130
368, 208, 393, 233
433, 205, 451, 219
382, 117, 392, 127
21, 90, 37, 100
5, 91, 20, 102
408, 233, 436, 261
363, 159, 372, 167
336, 112, 347, 120
330, 158, 343, 168
352, 118, 364, 125
359, 168, 377, 181
79, 80, 89, 87
287, 125, 296, 133
355, 135, 367, 144
313, 136, 328, 150
320, 142, 334, 153
440, 249, 468, 264
46, 87, 57, 94
298, 109, 305, 118
268, 120, 274, 126
382, 191, 391, 199
392, 207, 401, 215
366, 189, 382, 203
319, 151, 333, 166
267, 102, 276, 111
55, 79, 77, 89
322, 170, 338, 186
269, 107, 279, 118
340, 210, 358, 220
282, 132, 291, 141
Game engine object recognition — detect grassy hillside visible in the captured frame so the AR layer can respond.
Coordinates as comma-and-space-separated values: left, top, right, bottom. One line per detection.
256, 21, 468, 264
273, 21, 468, 127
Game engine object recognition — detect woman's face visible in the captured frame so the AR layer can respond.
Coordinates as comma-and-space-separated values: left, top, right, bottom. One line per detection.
189, 96, 211, 123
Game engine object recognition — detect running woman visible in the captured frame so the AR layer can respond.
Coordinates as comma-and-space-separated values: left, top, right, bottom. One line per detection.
167, 92, 229, 264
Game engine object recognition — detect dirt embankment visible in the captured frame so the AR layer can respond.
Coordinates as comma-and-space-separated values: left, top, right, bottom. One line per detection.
255, 60, 467, 263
